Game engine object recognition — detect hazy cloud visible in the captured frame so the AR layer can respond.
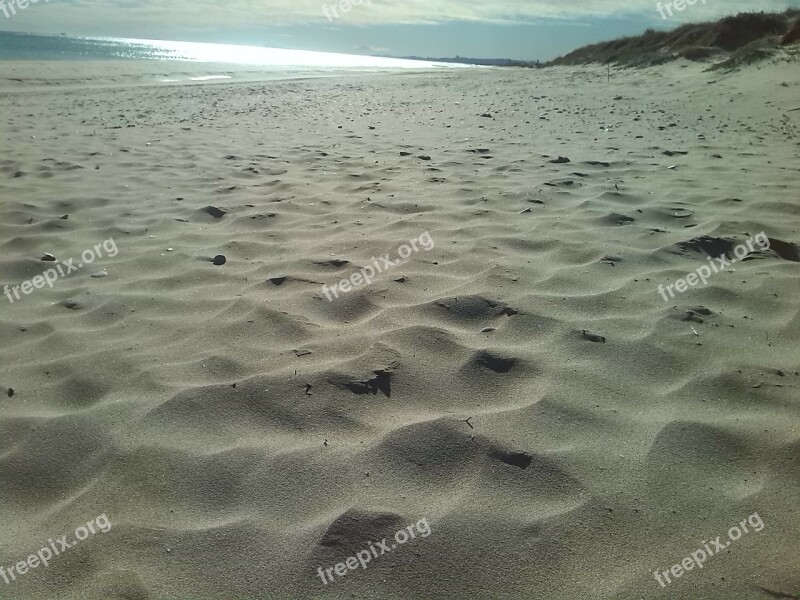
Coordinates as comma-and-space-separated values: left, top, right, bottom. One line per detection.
9, 0, 800, 32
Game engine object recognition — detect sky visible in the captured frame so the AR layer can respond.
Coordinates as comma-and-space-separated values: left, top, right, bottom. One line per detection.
1, 0, 799, 60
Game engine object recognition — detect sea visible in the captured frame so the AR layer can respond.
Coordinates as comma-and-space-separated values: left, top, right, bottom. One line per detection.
0, 30, 454, 70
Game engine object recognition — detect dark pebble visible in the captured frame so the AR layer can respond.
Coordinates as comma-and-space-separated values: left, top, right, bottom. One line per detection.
60, 299, 82, 310
203, 206, 226, 219
582, 330, 606, 343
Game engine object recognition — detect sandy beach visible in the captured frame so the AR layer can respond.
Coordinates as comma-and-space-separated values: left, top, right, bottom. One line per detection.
1, 58, 799, 599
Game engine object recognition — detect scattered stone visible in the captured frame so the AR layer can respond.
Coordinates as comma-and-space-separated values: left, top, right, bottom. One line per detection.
582, 330, 606, 343
59, 214, 69, 220
550, 156, 571, 164
490, 449, 533, 470
544, 178, 575, 187
480, 112, 493, 118
7, 388, 13, 397
41, 253, 56, 261
60, 299, 82, 310
203, 206, 226, 219
682, 311, 704, 323
611, 213, 635, 225
90, 271, 108, 278
212, 255, 227, 266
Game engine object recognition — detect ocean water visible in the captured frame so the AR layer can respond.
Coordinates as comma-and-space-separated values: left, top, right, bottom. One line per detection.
0, 31, 454, 69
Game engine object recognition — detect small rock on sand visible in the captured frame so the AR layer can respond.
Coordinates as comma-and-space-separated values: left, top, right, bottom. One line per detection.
582, 330, 606, 343
60, 299, 82, 310
203, 206, 227, 219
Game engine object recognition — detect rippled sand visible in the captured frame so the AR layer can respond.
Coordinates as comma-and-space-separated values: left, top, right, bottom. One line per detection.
1, 59, 799, 599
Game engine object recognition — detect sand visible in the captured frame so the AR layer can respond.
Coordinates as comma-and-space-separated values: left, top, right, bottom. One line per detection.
1, 58, 799, 600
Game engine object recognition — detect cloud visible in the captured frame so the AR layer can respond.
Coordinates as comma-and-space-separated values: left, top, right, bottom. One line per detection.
313, 0, 800, 25
10, 0, 800, 32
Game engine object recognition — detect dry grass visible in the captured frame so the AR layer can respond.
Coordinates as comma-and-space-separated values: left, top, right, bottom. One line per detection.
548, 9, 800, 68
